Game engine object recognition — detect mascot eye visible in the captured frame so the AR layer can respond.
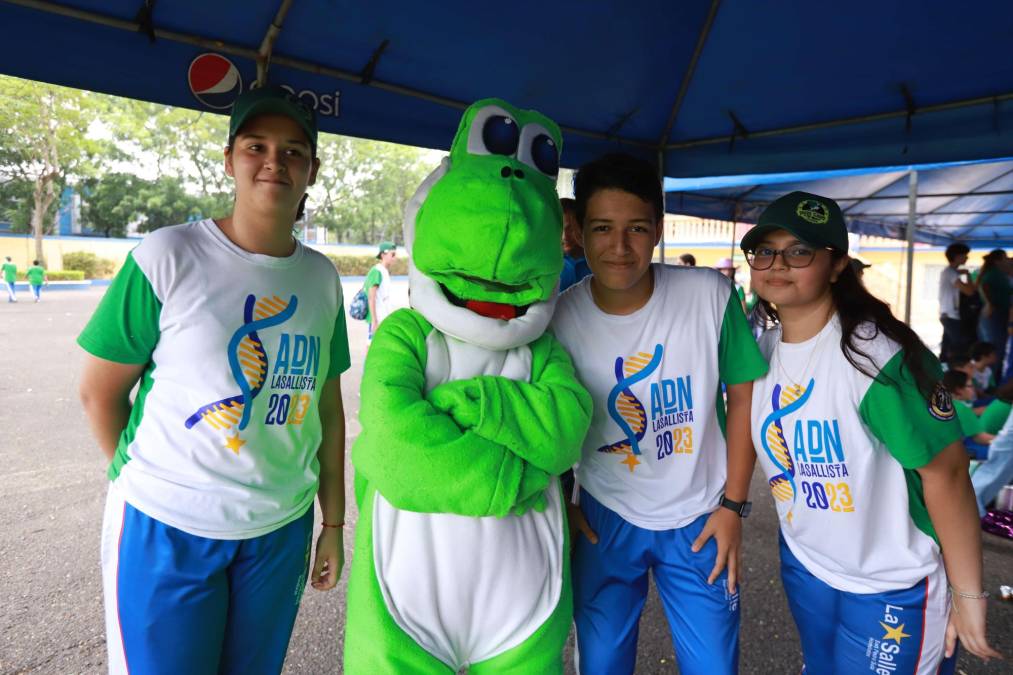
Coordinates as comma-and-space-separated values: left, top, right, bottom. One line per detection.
482, 116, 520, 156
530, 134, 559, 177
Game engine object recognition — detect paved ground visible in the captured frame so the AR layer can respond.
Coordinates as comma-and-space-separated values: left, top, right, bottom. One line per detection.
1, 285, 1011, 674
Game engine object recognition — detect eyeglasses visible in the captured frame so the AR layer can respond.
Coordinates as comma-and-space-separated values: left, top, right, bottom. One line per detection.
744, 245, 832, 270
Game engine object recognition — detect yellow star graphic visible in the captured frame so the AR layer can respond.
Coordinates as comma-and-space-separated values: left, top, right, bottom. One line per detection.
621, 453, 641, 472
880, 622, 910, 644
224, 433, 246, 455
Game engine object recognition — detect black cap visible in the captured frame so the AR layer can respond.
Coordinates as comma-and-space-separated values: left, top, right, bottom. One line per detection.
741, 191, 848, 253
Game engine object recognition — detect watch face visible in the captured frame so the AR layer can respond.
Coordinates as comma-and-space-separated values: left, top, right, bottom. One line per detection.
740, 502, 752, 518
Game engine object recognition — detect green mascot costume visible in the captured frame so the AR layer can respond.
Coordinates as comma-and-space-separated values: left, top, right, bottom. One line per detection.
343, 98, 592, 673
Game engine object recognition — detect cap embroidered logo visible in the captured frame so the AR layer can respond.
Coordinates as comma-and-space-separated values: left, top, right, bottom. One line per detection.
795, 199, 830, 225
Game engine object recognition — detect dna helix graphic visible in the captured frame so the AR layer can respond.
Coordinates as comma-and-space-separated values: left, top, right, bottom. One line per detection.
185, 294, 297, 432
760, 380, 814, 504
596, 344, 664, 458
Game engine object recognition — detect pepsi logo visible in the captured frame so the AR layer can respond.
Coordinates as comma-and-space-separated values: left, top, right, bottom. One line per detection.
188, 53, 242, 110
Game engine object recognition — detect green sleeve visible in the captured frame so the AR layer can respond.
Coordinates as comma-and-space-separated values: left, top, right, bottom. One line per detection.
718, 290, 768, 384
77, 252, 161, 364
953, 401, 981, 437
858, 350, 962, 469
363, 267, 382, 290
979, 399, 1011, 435
428, 332, 593, 476
352, 309, 526, 518
327, 301, 351, 378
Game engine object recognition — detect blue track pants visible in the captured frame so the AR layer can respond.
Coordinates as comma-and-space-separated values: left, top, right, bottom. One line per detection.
572, 488, 739, 675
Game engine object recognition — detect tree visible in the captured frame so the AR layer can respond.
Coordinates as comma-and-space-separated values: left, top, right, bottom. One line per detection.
310, 136, 435, 243
0, 76, 113, 260
81, 173, 233, 235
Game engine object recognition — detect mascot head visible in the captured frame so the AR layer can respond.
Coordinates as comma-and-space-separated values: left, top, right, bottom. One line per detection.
405, 98, 564, 311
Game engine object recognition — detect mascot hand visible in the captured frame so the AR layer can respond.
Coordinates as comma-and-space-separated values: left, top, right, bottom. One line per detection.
428, 379, 482, 429
512, 465, 550, 515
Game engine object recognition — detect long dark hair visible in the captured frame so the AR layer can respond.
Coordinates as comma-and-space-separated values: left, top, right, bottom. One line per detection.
757, 250, 939, 399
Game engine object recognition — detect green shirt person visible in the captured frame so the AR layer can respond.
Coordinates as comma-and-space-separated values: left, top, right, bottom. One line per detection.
2, 257, 16, 302
26, 260, 47, 302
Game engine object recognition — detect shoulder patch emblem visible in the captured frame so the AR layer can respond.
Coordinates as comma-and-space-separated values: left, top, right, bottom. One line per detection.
928, 382, 956, 421
796, 199, 830, 224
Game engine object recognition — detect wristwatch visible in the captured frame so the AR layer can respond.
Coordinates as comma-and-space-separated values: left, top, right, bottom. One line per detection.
719, 495, 752, 518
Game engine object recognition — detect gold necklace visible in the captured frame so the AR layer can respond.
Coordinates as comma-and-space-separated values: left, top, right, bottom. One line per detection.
776, 321, 830, 395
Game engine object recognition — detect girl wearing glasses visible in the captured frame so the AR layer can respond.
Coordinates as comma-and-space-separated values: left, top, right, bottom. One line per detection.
741, 191, 1001, 673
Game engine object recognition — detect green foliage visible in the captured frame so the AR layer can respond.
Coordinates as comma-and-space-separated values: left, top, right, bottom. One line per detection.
0, 75, 117, 250
310, 136, 435, 244
0, 74, 435, 245
325, 255, 408, 277
81, 173, 230, 235
62, 251, 117, 279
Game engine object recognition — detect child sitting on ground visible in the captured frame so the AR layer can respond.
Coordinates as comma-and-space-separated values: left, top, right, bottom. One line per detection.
942, 370, 996, 445
970, 341, 999, 395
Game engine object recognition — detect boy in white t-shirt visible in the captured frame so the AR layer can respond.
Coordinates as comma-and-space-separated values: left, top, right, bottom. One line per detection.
552, 154, 768, 675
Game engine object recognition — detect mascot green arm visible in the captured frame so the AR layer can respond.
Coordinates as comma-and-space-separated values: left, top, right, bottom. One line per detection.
428, 331, 592, 476
353, 308, 526, 517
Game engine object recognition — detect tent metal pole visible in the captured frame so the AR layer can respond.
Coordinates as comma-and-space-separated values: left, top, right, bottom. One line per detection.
904, 171, 918, 324
656, 0, 722, 146
658, 148, 666, 264
256, 0, 294, 87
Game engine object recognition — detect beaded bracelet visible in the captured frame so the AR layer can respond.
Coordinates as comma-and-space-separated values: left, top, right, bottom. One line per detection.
321, 521, 344, 529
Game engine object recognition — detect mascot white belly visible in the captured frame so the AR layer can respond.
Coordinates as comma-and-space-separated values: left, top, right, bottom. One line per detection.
373, 331, 563, 668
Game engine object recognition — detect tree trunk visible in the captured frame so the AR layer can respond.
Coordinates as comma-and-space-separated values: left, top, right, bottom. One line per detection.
31, 173, 57, 264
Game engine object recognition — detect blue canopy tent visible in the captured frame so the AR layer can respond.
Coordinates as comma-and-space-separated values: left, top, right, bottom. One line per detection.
665, 158, 1013, 247
1, 0, 1012, 177
664, 156, 1013, 320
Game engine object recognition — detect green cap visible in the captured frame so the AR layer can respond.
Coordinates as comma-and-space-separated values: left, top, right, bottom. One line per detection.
229, 85, 317, 154
376, 241, 396, 258
740, 191, 848, 253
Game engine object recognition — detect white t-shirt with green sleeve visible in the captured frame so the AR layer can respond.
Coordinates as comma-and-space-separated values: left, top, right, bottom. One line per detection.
551, 264, 769, 530
752, 316, 961, 593
78, 219, 351, 540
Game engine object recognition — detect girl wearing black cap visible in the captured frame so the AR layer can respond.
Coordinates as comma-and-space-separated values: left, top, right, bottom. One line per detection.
742, 191, 1001, 673
77, 86, 350, 674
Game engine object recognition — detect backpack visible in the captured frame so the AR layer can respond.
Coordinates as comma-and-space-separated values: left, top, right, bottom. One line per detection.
349, 287, 368, 320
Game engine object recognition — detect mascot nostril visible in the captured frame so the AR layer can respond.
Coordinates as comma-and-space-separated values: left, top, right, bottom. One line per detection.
344, 97, 593, 673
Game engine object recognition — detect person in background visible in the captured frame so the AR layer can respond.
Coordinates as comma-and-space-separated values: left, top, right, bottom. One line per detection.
364, 241, 396, 339
977, 249, 1010, 373
559, 197, 591, 292
972, 408, 1013, 517
2, 256, 17, 303
969, 341, 998, 395
942, 370, 995, 445
939, 243, 977, 363
678, 253, 696, 266
26, 259, 47, 303
715, 257, 747, 312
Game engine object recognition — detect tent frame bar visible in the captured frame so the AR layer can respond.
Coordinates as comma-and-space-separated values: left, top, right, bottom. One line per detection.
664, 92, 1013, 150
657, 0, 721, 146
255, 0, 294, 87
4, 0, 649, 146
